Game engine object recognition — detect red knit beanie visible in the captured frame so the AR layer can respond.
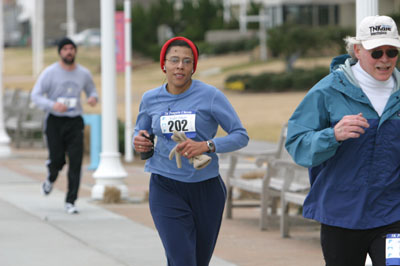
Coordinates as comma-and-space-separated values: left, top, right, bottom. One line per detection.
160, 36, 198, 73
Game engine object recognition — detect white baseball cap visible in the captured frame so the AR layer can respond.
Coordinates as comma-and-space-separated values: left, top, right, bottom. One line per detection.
356, 15, 400, 50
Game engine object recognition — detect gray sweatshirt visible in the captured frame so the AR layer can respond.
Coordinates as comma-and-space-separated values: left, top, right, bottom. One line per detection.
31, 62, 98, 117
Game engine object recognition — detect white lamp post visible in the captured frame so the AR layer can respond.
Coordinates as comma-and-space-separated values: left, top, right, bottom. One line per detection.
223, 0, 231, 24
0, 0, 11, 157
356, 0, 378, 27
66, 0, 76, 37
92, 0, 128, 200
32, 0, 43, 77
124, 0, 133, 162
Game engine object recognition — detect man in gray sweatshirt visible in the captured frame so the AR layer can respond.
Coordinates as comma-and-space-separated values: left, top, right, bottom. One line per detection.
31, 37, 98, 214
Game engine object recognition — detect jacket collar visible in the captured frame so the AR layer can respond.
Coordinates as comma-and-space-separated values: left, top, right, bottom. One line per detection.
330, 54, 400, 126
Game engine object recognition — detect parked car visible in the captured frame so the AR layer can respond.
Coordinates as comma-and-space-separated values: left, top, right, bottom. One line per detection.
4, 30, 22, 47
70, 28, 101, 46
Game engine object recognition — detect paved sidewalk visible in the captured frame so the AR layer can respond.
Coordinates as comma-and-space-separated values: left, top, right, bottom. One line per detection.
0, 146, 325, 266
0, 152, 235, 266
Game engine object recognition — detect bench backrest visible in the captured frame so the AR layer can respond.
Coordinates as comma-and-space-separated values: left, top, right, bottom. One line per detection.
270, 123, 310, 190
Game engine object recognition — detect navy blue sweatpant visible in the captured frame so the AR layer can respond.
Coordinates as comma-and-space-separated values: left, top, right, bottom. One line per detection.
149, 173, 226, 266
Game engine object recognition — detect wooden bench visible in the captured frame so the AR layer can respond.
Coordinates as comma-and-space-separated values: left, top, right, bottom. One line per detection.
5, 90, 45, 148
277, 159, 309, 237
225, 123, 310, 232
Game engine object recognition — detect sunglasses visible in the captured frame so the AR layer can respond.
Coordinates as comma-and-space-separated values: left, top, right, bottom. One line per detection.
370, 49, 399, 59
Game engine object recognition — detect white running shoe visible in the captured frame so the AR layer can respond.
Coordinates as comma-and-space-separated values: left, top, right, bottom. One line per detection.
65, 203, 79, 214
41, 179, 53, 196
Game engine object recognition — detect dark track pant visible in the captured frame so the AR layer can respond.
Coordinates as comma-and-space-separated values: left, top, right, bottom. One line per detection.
45, 114, 84, 204
321, 221, 400, 266
149, 174, 226, 266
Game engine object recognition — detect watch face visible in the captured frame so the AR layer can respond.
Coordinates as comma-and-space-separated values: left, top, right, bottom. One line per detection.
207, 141, 214, 151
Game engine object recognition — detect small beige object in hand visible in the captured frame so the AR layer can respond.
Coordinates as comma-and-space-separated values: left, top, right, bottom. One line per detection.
169, 131, 211, 170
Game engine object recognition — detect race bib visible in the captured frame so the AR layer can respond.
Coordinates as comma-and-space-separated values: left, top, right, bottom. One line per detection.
386, 234, 400, 265
57, 97, 77, 109
160, 110, 196, 139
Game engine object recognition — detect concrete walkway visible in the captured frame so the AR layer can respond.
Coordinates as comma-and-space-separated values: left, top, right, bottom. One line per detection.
0, 153, 235, 266
0, 145, 327, 266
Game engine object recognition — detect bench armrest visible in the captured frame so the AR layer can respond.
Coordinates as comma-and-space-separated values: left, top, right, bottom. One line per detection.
269, 159, 305, 171
230, 148, 277, 158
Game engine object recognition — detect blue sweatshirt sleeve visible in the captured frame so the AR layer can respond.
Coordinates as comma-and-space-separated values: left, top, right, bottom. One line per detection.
133, 98, 152, 137
285, 87, 341, 168
211, 90, 249, 153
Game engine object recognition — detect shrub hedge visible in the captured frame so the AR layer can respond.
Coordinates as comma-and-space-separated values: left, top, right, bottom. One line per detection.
225, 67, 329, 92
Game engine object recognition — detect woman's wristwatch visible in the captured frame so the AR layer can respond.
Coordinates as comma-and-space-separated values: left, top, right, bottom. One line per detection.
206, 140, 215, 153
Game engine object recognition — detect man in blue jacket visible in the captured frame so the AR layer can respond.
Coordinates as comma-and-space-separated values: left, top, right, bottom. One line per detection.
286, 15, 400, 266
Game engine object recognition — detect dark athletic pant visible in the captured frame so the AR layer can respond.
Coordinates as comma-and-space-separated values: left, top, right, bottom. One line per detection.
149, 173, 226, 266
45, 114, 84, 204
321, 221, 400, 266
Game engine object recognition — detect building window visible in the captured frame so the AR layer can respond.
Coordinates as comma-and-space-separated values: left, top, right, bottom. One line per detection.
283, 5, 313, 25
318, 5, 338, 25
281, 4, 338, 26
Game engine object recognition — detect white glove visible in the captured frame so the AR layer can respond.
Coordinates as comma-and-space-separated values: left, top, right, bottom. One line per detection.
168, 131, 212, 170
